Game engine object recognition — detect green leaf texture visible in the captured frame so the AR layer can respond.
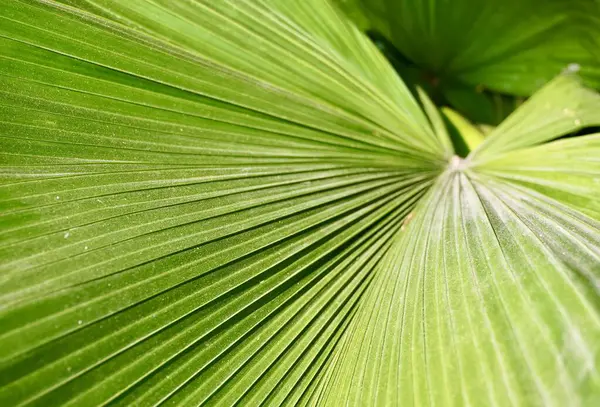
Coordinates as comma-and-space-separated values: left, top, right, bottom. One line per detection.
0, 1, 599, 406
315, 137, 600, 406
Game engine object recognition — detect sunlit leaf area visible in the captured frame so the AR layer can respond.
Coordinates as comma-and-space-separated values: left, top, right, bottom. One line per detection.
1, 1, 599, 406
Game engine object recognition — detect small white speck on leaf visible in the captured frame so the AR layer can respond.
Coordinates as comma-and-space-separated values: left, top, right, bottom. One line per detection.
64, 232, 70, 239
566, 63, 580, 73
77, 320, 82, 325
401, 211, 415, 231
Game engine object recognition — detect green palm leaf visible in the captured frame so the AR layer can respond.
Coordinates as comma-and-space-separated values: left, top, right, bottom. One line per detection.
338, 0, 600, 126
0, 1, 599, 406
337, 0, 600, 95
